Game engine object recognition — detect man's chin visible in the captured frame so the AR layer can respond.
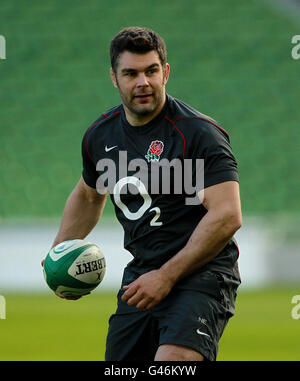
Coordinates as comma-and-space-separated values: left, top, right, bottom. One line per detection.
131, 104, 156, 117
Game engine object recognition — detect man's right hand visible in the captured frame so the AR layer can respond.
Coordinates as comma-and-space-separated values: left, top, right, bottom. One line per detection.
41, 258, 90, 300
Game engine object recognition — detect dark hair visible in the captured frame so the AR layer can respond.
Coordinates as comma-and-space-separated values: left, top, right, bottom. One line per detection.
110, 27, 167, 73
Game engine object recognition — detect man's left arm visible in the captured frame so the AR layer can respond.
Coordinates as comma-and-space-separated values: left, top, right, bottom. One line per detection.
121, 180, 242, 310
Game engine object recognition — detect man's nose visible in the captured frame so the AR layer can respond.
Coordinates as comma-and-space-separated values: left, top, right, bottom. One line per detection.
136, 73, 149, 87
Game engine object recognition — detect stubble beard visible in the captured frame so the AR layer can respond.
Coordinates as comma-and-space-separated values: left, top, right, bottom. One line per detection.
116, 79, 165, 119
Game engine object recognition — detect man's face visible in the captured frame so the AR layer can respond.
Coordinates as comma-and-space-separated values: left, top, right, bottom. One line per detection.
110, 50, 169, 124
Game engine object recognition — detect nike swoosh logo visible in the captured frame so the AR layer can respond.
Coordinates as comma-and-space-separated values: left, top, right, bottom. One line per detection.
105, 145, 117, 152
196, 329, 210, 338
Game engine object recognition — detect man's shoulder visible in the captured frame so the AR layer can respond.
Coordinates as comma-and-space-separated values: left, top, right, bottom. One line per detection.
166, 95, 229, 139
101, 104, 123, 120
83, 104, 122, 140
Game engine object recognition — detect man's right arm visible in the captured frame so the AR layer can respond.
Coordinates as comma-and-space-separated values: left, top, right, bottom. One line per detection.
41, 176, 107, 299
50, 176, 107, 249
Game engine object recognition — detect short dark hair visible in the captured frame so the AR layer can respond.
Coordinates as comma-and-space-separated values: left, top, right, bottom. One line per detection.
110, 27, 167, 73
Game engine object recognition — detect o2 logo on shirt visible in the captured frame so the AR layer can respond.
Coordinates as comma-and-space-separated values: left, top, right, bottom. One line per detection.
291, 35, 300, 60
113, 176, 162, 226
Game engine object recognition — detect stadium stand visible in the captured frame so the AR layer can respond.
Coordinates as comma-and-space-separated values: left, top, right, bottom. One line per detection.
0, 0, 299, 218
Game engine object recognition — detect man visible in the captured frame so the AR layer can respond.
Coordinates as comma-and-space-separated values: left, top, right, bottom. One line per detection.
43, 27, 242, 361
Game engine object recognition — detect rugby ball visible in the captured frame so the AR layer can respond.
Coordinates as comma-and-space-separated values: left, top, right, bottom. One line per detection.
43, 239, 106, 296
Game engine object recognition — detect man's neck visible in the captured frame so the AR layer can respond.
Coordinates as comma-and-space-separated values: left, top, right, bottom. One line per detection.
124, 94, 166, 126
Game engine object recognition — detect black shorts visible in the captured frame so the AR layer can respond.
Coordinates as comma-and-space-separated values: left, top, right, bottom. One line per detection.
105, 268, 240, 361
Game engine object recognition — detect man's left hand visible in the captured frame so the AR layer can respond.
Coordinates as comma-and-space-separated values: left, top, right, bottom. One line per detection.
121, 269, 173, 310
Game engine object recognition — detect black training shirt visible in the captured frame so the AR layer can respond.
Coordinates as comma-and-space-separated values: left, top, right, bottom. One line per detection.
82, 94, 240, 280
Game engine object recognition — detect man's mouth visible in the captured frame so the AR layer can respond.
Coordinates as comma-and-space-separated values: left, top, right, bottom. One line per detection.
134, 93, 153, 100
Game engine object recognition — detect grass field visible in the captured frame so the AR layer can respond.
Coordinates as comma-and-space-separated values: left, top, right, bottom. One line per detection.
0, 287, 299, 361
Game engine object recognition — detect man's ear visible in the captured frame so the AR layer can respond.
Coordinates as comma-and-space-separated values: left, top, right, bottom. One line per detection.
110, 68, 118, 89
163, 63, 170, 86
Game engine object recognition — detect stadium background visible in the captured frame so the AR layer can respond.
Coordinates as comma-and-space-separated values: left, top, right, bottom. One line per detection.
0, 0, 299, 360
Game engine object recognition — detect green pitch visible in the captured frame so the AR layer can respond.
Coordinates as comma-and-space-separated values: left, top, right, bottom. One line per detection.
0, 287, 299, 361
